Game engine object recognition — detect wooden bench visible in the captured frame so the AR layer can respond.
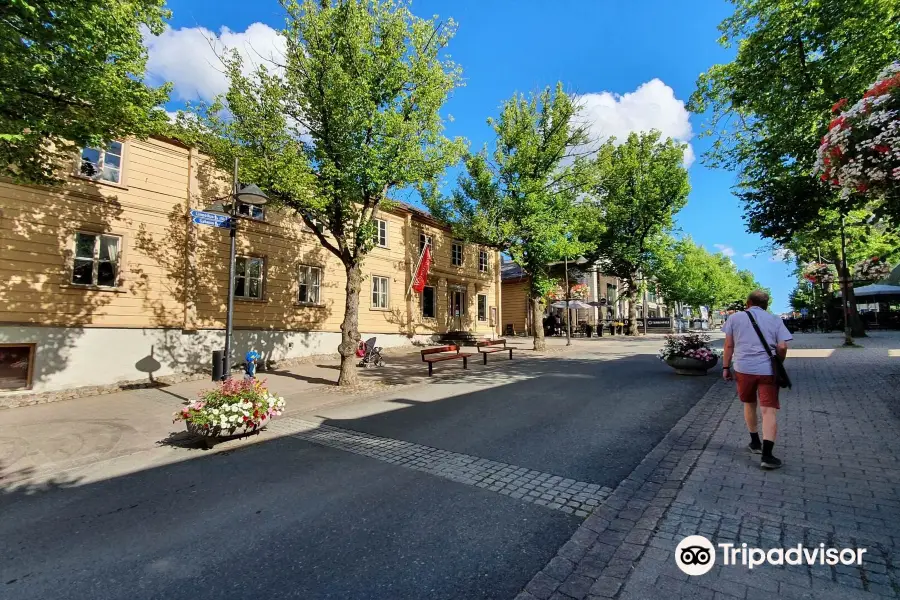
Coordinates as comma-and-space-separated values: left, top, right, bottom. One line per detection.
476, 339, 513, 364
421, 345, 468, 376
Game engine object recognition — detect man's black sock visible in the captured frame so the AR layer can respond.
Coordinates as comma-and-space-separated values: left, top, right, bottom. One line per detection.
750, 432, 761, 446
762, 440, 775, 458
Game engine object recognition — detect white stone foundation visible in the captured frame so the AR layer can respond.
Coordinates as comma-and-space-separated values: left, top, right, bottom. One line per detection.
0, 326, 432, 395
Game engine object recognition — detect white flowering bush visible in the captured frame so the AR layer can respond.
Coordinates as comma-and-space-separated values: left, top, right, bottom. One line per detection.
815, 62, 900, 195
854, 256, 893, 281
174, 378, 286, 433
658, 334, 720, 363
802, 262, 837, 284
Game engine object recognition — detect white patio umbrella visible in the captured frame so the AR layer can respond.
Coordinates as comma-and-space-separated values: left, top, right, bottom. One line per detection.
550, 300, 594, 310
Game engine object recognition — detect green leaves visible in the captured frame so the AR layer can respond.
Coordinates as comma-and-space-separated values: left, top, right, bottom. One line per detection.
578, 131, 690, 288
183, 0, 464, 266
427, 83, 593, 298
0, 0, 171, 185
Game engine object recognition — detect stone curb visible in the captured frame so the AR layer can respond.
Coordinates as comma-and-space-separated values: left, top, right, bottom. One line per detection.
516, 379, 736, 600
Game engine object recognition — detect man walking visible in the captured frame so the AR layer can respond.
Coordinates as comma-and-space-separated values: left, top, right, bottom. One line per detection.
722, 290, 792, 469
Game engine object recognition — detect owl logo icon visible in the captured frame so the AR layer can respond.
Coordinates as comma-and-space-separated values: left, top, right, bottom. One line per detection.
675, 535, 716, 576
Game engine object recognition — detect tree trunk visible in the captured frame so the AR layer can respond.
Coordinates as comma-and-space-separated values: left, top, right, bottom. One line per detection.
626, 287, 638, 336
847, 285, 867, 337
338, 262, 363, 386
531, 296, 546, 351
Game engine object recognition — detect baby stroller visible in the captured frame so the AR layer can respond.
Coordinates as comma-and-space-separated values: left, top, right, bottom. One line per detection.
356, 337, 385, 368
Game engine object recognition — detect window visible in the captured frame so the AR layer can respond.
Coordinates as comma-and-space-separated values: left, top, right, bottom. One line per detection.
0, 344, 36, 390
238, 203, 265, 221
72, 232, 121, 287
298, 265, 322, 304
373, 219, 388, 247
372, 276, 389, 309
422, 285, 436, 318
607, 283, 617, 303
479, 250, 489, 272
648, 287, 658, 302
452, 241, 463, 266
419, 233, 433, 255
477, 294, 487, 321
235, 256, 264, 299
80, 142, 123, 184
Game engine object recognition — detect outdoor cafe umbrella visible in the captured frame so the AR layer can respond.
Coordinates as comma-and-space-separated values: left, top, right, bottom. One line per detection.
836, 284, 900, 298
550, 300, 595, 310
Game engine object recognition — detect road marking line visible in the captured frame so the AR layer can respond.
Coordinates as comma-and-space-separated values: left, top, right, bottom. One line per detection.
269, 417, 612, 517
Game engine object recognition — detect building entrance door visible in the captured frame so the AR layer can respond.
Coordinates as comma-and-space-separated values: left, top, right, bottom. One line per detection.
449, 288, 467, 331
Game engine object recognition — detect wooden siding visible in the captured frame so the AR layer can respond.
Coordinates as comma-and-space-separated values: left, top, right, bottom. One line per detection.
0, 137, 499, 337
501, 279, 531, 335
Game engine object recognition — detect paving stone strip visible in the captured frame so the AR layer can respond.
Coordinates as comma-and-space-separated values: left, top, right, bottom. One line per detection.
514, 380, 736, 600
268, 417, 614, 517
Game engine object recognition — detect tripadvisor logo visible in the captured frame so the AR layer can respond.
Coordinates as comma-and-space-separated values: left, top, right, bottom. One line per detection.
675, 535, 868, 575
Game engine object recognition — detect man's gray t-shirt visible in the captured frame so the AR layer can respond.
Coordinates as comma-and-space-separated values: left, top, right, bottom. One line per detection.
722, 307, 793, 375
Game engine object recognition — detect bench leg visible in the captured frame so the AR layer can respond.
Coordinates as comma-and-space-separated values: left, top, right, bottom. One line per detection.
428, 362, 433, 376
463, 356, 468, 370
483, 353, 488, 365
508, 349, 513, 360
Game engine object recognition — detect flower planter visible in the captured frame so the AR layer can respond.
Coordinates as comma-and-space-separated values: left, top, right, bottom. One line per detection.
185, 414, 271, 448
665, 356, 718, 376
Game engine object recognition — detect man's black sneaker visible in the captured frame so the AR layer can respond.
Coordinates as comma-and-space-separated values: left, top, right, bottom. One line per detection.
748, 442, 762, 454
760, 455, 783, 470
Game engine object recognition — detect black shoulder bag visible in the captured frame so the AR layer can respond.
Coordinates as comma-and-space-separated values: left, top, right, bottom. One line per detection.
745, 311, 792, 389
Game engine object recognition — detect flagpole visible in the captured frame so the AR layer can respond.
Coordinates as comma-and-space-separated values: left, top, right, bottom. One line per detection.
407, 244, 427, 297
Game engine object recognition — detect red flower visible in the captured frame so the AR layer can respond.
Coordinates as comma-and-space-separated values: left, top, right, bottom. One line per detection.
828, 116, 845, 131
820, 174, 828, 181
857, 183, 869, 193
874, 145, 891, 154
873, 256, 880, 261
831, 98, 848, 113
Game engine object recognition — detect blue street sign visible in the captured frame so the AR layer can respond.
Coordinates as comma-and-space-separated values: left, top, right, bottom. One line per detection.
800, 308, 809, 316
190, 209, 232, 228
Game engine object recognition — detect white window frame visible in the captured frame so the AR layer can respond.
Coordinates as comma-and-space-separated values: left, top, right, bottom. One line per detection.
421, 285, 436, 319
477, 294, 488, 321
479, 250, 489, 272
298, 265, 322, 305
235, 256, 264, 300
238, 203, 265, 221
452, 241, 463, 266
419, 233, 433, 256
373, 218, 388, 247
372, 275, 389, 309
79, 142, 124, 184
71, 232, 122, 288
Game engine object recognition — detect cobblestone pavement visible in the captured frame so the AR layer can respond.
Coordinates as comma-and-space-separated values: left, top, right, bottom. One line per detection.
517, 332, 900, 600
270, 418, 614, 516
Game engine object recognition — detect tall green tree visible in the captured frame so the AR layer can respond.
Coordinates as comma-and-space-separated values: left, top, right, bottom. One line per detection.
690, 0, 900, 339
579, 131, 690, 336
425, 83, 592, 351
0, 0, 172, 184
183, 0, 465, 385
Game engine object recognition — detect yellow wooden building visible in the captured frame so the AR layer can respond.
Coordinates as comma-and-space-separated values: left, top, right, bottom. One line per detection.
0, 136, 501, 394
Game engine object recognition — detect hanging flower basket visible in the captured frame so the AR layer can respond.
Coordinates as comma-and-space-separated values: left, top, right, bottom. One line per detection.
174, 378, 286, 448
815, 62, 900, 196
854, 256, 892, 281
802, 262, 837, 284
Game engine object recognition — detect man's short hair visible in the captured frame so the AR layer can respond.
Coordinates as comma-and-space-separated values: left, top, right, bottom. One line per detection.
747, 290, 769, 310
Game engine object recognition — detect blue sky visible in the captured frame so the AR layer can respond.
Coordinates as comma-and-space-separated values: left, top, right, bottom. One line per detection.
151, 0, 797, 312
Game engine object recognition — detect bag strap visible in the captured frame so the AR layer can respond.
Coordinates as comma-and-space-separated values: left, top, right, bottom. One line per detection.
745, 311, 776, 359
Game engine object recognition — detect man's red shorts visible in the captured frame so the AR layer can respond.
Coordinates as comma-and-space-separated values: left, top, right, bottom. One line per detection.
734, 371, 780, 409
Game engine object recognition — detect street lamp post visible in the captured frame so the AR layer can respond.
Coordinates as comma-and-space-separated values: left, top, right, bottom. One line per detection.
212, 158, 269, 379
564, 254, 571, 346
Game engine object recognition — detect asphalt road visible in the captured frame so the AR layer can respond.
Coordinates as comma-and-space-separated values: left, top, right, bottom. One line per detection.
1, 344, 716, 600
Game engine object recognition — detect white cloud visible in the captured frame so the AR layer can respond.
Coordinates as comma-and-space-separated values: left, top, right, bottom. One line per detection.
771, 248, 794, 262
714, 244, 735, 258
145, 23, 286, 102
576, 79, 695, 166
742, 252, 756, 259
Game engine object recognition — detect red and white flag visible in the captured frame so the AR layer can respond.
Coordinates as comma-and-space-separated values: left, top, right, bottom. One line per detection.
412, 245, 431, 293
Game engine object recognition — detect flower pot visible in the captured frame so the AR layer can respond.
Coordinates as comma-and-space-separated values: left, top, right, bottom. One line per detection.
185, 413, 271, 448
665, 355, 718, 376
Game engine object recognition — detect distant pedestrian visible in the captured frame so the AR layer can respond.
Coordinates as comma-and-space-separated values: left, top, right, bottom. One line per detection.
722, 290, 792, 469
